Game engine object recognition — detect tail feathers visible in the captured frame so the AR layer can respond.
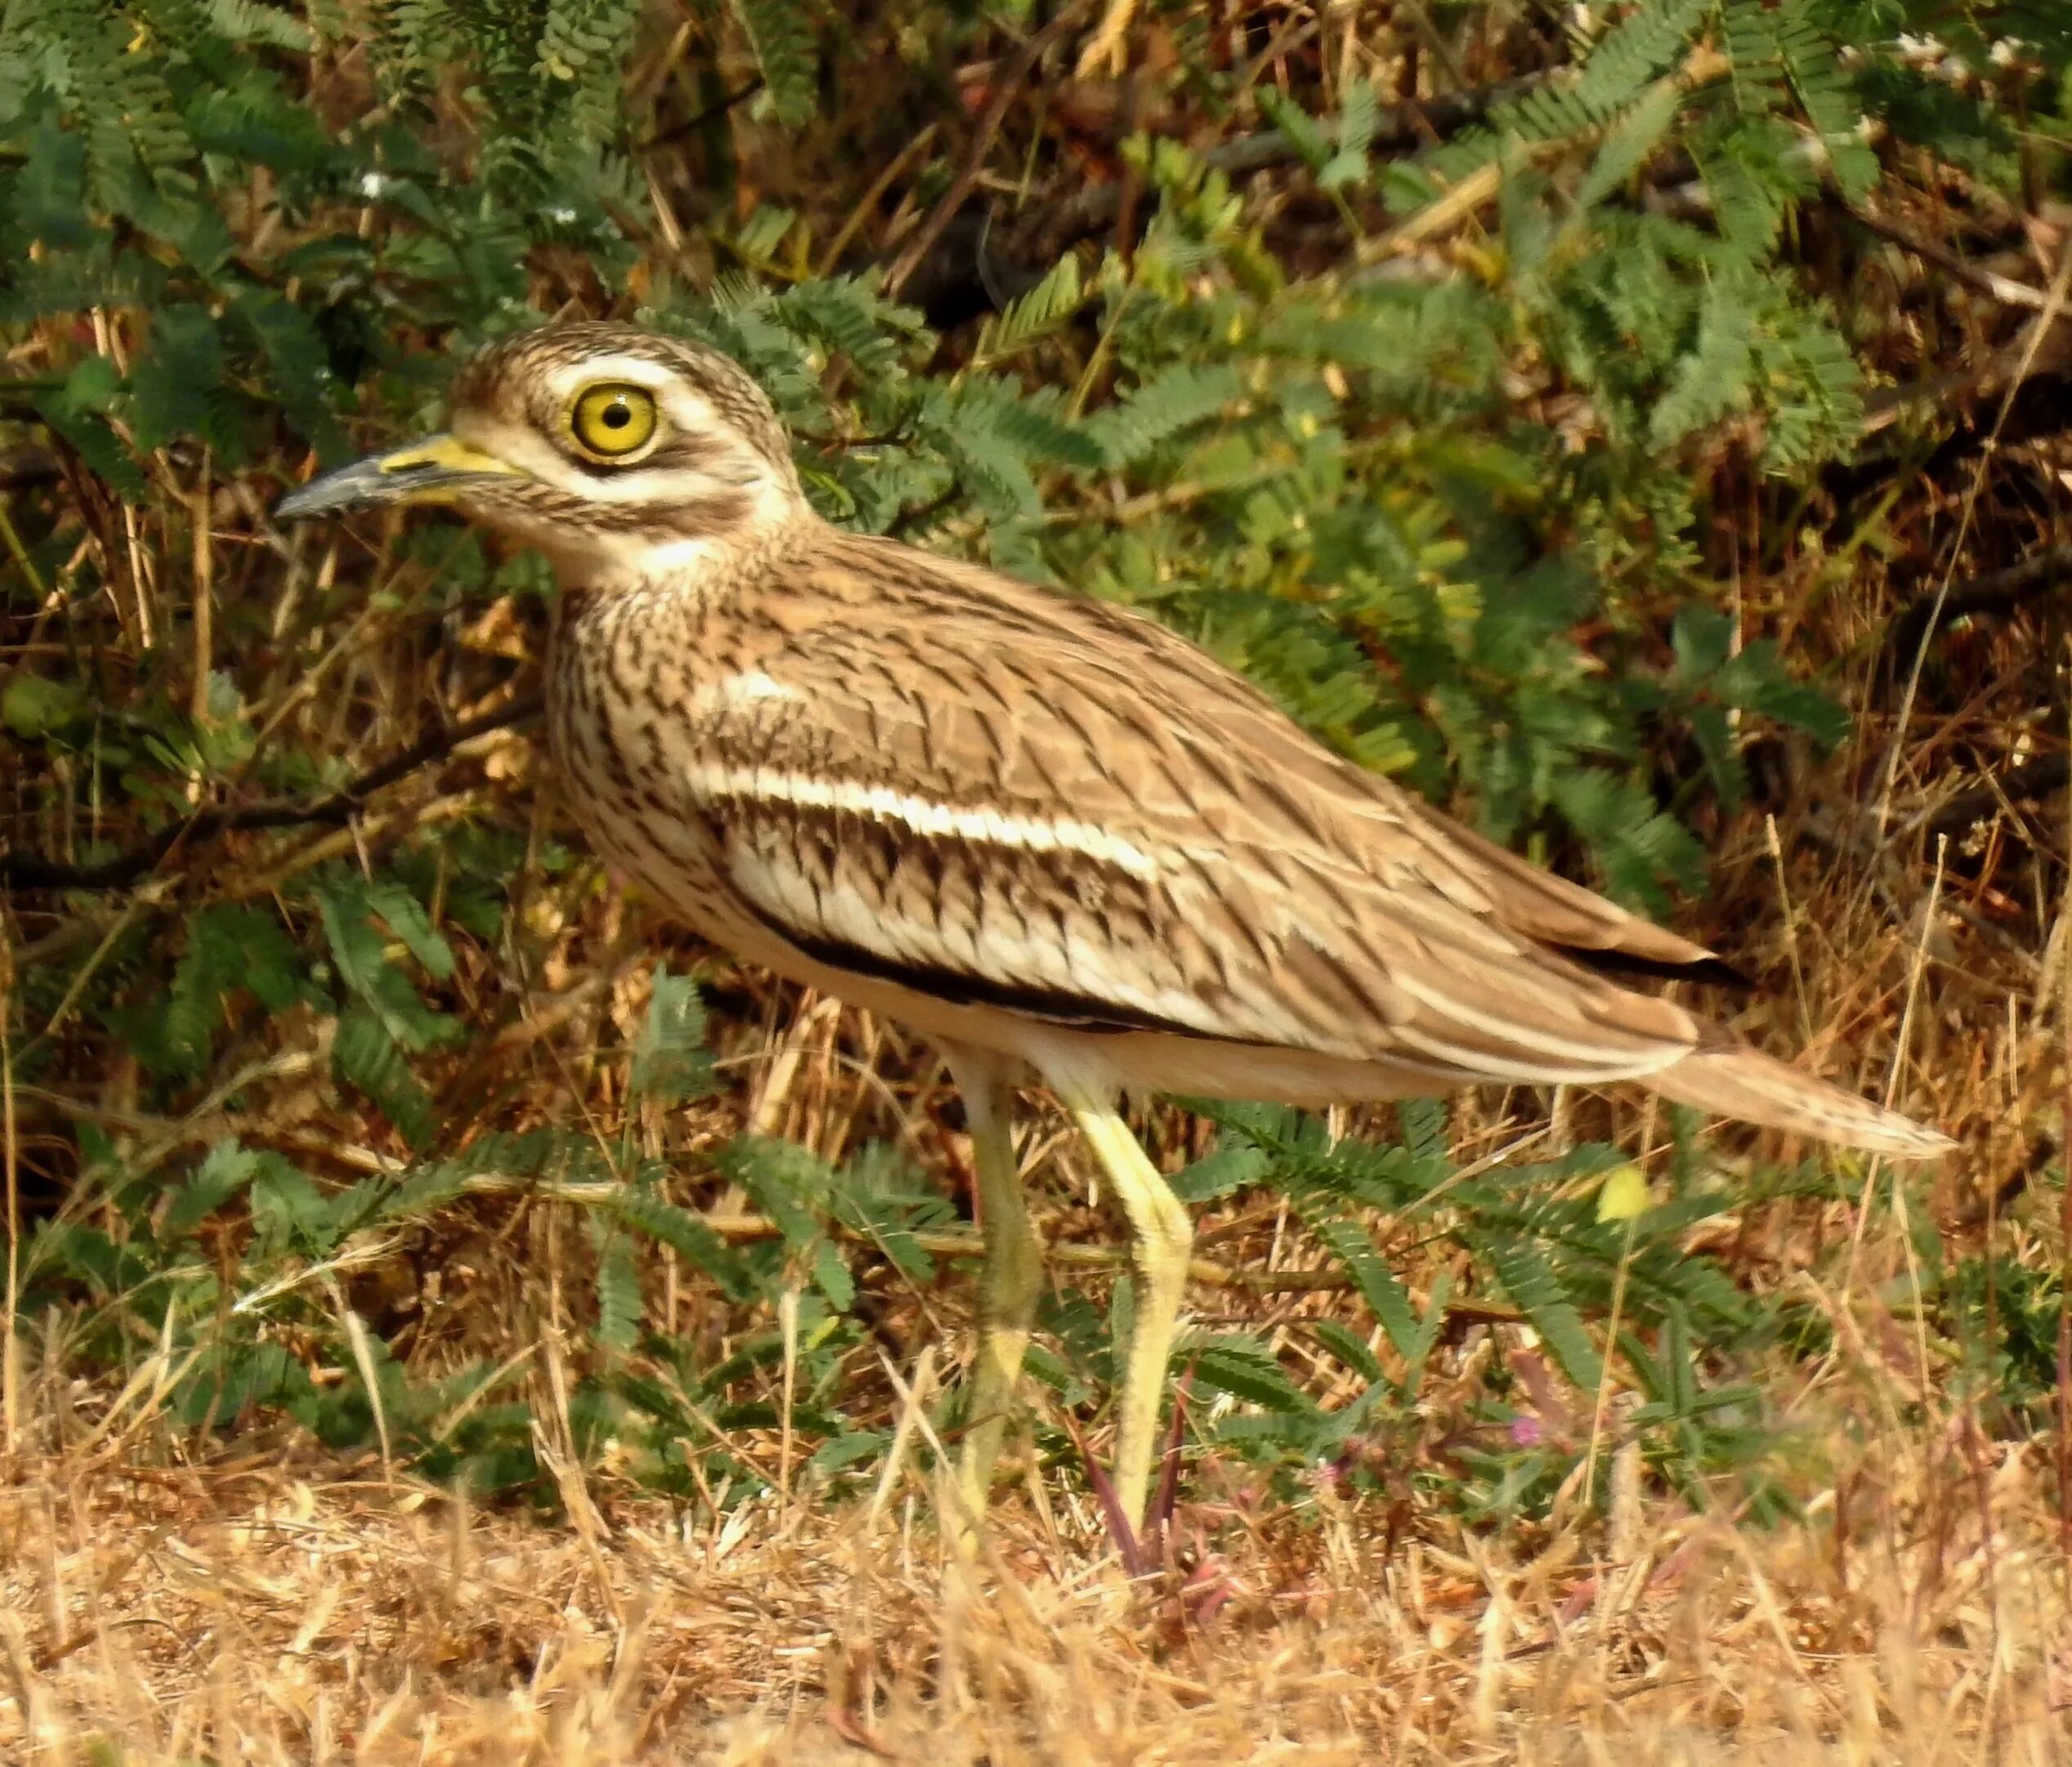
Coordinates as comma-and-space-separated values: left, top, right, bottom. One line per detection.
1645, 1045, 1953, 1160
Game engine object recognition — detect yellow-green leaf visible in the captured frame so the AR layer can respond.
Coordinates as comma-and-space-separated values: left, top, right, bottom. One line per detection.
1596, 1162, 1654, 1223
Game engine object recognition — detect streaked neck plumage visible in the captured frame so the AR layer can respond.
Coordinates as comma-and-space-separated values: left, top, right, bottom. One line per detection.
535, 476, 818, 596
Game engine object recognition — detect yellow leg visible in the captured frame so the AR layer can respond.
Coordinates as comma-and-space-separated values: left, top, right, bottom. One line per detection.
1050, 1071, 1193, 1537
945, 1046, 1040, 1544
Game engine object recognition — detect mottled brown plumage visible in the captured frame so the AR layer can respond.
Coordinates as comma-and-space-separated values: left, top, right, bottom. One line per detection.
279, 320, 1953, 1538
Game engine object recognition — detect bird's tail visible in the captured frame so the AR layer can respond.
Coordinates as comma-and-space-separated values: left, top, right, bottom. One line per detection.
1645, 1043, 1953, 1160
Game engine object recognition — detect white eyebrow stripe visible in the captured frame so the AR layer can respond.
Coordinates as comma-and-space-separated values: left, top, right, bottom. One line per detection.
540, 352, 688, 397
687, 763, 1163, 879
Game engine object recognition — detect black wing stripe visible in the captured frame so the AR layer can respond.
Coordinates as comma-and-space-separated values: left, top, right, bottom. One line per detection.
732, 897, 1227, 1040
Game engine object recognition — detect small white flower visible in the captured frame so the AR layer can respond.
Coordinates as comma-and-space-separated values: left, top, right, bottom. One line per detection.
1895, 32, 1943, 60
548, 205, 578, 225
1989, 38, 2025, 68
357, 171, 389, 199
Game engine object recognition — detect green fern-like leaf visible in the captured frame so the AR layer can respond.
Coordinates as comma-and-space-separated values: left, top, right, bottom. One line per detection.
365, 879, 455, 982
1485, 1237, 1604, 1392
1565, 0, 1712, 114
1723, 0, 1790, 114
611, 1188, 754, 1301
203, 0, 311, 50
1306, 1317, 1385, 1385
1188, 1333, 1315, 1417
1649, 280, 1757, 447
969, 382, 1105, 470
1322, 74, 1380, 190
1306, 1213, 1422, 1363
163, 1141, 266, 1237
828, 1143, 954, 1282
924, 391, 1041, 522
536, 0, 644, 142
33, 355, 145, 496
248, 1156, 339, 1257
1755, 299, 1862, 467
974, 253, 1085, 366
777, 275, 912, 377
332, 1005, 439, 1149
316, 875, 459, 1053
591, 1216, 643, 1349
1167, 1143, 1270, 1204
1255, 86, 1335, 176
1577, 78, 1684, 207
1084, 362, 1244, 467
728, 0, 817, 126
154, 901, 309, 1078
717, 1134, 826, 1247
629, 968, 716, 1105
1421, 0, 1709, 193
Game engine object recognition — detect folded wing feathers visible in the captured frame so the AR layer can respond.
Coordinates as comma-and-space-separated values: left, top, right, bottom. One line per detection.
648, 535, 1944, 1153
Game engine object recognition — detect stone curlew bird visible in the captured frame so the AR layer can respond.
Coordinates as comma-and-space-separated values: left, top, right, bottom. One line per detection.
277, 321, 1952, 1540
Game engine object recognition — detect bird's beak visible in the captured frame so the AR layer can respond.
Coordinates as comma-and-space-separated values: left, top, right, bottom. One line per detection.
275, 434, 527, 521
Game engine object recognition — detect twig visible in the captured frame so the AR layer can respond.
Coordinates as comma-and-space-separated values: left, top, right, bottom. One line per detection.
817, 123, 942, 278
1, 692, 544, 892
882, 0, 1093, 301
1918, 752, 2071, 841
1879, 544, 2072, 675
638, 77, 764, 153
1849, 204, 2061, 315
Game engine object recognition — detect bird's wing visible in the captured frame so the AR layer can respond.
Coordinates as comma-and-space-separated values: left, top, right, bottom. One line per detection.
685, 535, 1707, 1085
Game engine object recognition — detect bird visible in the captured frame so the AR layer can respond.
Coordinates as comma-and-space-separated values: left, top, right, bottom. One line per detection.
276, 320, 1953, 1543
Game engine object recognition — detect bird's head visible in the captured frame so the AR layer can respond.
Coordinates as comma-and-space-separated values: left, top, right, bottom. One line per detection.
276, 322, 811, 579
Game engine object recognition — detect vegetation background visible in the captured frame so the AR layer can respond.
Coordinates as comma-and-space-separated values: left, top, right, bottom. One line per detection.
0, 0, 2069, 1758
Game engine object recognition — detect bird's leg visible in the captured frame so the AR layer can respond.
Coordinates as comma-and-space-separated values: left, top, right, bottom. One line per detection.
943, 1046, 1040, 1542
1050, 1072, 1193, 1538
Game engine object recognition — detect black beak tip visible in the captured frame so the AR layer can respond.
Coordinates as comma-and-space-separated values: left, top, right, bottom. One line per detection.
274, 455, 396, 522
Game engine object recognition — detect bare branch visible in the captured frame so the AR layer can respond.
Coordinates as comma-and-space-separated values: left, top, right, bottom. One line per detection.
2, 692, 544, 893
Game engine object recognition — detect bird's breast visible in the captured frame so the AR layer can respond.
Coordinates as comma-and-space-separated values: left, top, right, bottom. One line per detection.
544, 587, 752, 944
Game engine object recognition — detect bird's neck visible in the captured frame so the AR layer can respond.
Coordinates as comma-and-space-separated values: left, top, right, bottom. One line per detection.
544, 497, 818, 600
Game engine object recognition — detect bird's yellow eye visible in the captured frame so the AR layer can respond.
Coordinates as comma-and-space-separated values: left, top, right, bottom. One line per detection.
569, 383, 659, 459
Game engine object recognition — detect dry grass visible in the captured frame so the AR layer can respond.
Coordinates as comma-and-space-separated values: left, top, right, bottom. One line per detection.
2, 1338, 2067, 1764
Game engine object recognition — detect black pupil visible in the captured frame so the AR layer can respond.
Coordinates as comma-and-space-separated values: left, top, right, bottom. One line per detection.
601, 400, 630, 430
